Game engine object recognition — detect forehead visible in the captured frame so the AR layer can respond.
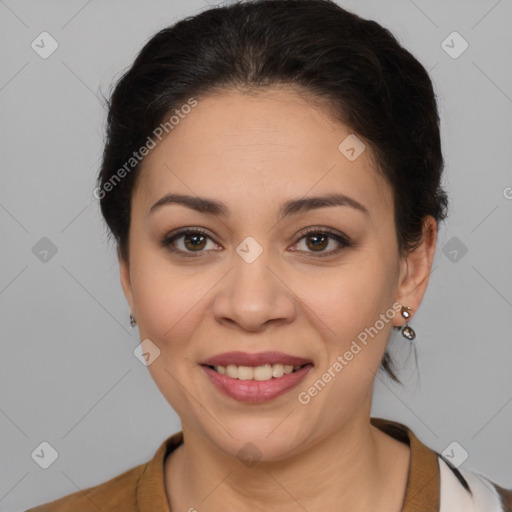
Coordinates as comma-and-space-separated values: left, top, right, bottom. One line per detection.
133, 86, 393, 219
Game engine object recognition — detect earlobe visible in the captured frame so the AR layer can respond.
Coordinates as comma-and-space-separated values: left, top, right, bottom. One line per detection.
394, 216, 437, 325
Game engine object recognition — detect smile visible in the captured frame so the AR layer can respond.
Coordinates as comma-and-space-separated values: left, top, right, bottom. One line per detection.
206, 363, 307, 381
201, 363, 314, 403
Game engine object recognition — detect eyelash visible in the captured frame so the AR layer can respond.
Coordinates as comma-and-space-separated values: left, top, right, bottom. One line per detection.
161, 227, 351, 259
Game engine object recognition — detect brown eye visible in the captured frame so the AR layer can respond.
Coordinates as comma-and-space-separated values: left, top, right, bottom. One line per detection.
305, 233, 329, 251
182, 232, 207, 251
162, 228, 218, 257
293, 228, 350, 257
162, 226, 350, 259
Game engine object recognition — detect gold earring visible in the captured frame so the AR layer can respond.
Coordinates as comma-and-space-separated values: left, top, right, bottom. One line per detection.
399, 306, 415, 340
129, 313, 137, 328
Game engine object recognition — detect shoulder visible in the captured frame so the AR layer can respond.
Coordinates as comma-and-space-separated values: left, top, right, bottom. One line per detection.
438, 455, 512, 512
24, 462, 146, 512
24, 432, 182, 512
370, 417, 511, 512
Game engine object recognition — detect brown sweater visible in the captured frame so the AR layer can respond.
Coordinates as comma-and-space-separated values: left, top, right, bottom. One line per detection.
25, 417, 512, 511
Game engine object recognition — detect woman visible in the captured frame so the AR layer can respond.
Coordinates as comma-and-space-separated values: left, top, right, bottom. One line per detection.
27, 0, 512, 510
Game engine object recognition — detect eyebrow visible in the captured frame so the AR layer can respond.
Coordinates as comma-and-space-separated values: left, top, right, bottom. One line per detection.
149, 192, 369, 219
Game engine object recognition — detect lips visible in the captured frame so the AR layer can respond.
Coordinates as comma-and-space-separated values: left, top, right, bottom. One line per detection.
202, 363, 313, 403
200, 351, 313, 368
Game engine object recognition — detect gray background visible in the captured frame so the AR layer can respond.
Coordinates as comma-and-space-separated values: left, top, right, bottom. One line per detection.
1, 0, 511, 510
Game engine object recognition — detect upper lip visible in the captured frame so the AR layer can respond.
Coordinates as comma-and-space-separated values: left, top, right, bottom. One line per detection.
201, 351, 313, 367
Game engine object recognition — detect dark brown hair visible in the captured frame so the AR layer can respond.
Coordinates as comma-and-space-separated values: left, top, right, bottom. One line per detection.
97, 0, 448, 383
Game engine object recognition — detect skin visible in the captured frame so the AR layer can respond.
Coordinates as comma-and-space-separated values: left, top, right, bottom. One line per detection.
119, 85, 437, 511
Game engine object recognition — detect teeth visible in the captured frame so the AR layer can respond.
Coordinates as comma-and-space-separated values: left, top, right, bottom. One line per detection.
213, 363, 302, 381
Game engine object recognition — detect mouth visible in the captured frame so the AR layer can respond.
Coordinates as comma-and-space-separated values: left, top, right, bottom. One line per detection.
201, 361, 314, 403
202, 362, 313, 381
200, 351, 314, 383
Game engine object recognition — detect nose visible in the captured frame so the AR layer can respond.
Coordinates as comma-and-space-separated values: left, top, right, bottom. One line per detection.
212, 247, 297, 333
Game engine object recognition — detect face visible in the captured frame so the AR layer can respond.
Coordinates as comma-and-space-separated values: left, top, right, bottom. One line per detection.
120, 86, 434, 461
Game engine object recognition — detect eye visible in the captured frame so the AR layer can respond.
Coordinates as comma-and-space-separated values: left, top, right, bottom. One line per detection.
161, 226, 351, 258
162, 228, 219, 257
291, 227, 350, 257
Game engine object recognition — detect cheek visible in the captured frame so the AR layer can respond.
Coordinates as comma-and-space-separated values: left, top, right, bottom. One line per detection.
303, 270, 396, 411
130, 259, 206, 414
309, 255, 398, 377
130, 254, 202, 351
318, 261, 396, 333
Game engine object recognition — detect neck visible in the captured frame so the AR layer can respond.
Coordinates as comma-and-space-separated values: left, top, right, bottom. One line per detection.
165, 415, 409, 512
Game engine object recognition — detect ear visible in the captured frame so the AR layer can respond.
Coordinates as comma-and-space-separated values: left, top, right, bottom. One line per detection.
118, 248, 135, 314
393, 216, 437, 326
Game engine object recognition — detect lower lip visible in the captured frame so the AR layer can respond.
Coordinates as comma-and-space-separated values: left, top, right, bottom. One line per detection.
202, 364, 313, 403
